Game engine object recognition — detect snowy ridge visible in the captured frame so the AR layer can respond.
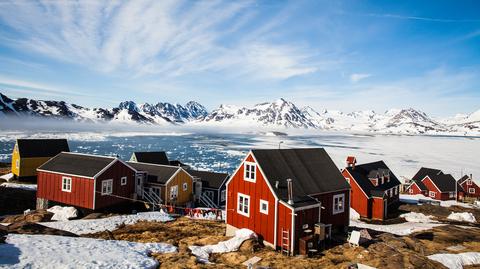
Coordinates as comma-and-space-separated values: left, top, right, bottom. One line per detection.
1, 92, 478, 135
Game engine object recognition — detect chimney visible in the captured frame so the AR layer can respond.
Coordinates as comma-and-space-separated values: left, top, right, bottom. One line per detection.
287, 178, 293, 205
346, 156, 356, 169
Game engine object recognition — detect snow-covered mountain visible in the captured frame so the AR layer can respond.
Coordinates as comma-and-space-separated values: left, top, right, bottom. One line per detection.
0, 92, 478, 136
0, 93, 207, 124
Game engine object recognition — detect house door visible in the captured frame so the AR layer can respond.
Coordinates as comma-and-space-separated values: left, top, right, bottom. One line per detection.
136, 173, 144, 197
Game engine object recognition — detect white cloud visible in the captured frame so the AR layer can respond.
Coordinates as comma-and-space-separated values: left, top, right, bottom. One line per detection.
350, 73, 371, 83
0, 0, 318, 81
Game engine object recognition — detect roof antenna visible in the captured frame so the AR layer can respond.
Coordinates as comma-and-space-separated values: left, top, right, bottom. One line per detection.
278, 141, 284, 149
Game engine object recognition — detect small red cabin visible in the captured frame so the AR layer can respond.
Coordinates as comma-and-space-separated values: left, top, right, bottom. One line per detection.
405, 167, 460, 201
342, 158, 401, 221
225, 148, 350, 254
459, 175, 480, 199
37, 152, 137, 210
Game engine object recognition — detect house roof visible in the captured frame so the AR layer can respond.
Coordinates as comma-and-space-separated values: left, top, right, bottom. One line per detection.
132, 152, 169, 165
38, 152, 116, 178
426, 173, 457, 192
345, 161, 402, 198
16, 139, 70, 158
250, 148, 349, 205
187, 169, 229, 189
127, 162, 180, 184
458, 175, 472, 185
412, 167, 443, 182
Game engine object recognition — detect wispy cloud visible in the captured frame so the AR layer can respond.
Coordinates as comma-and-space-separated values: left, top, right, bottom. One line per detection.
362, 13, 480, 23
350, 73, 371, 83
0, 0, 319, 80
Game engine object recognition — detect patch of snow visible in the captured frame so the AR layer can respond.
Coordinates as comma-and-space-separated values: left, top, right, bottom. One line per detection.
0, 234, 176, 269
350, 208, 360, 220
447, 212, 477, 223
400, 212, 438, 223
428, 252, 480, 269
400, 194, 479, 209
350, 219, 443, 236
440, 200, 479, 209
189, 228, 257, 263
0, 182, 37, 191
0, 173, 13, 181
47, 206, 78, 221
41, 211, 173, 235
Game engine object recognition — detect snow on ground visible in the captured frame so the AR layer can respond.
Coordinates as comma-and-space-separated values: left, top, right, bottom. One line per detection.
400, 212, 438, 223
350, 208, 443, 236
41, 211, 173, 235
400, 194, 479, 209
47, 206, 78, 221
189, 228, 256, 263
428, 252, 480, 269
0, 173, 13, 181
447, 212, 477, 223
0, 182, 37, 191
0, 234, 176, 269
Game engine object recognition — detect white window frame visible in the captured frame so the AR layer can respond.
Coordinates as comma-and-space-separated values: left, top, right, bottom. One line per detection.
409, 188, 413, 194
237, 193, 250, 217
101, 179, 113, 195
449, 192, 455, 198
333, 193, 345, 215
429, 191, 436, 198
220, 189, 226, 202
121, 176, 127, 186
15, 159, 19, 169
394, 186, 398, 195
345, 177, 350, 184
259, 199, 269, 215
468, 188, 475, 194
467, 180, 472, 186
170, 185, 178, 199
243, 162, 256, 183
62, 176, 72, 192
182, 182, 188, 191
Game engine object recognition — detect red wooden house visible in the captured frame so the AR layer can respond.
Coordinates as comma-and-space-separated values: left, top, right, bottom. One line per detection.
459, 174, 480, 199
36, 152, 137, 210
342, 158, 401, 221
405, 167, 461, 201
225, 148, 350, 254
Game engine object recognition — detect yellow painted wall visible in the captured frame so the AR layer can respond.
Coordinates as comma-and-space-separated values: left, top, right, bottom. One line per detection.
11, 141, 51, 178
165, 169, 193, 205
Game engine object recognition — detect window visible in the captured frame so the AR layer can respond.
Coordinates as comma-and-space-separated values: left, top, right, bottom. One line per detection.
409, 188, 413, 194
345, 177, 350, 184
467, 180, 472, 186
429, 191, 436, 198
259, 199, 268, 215
370, 178, 378, 186
121, 176, 127, 186
394, 186, 398, 195
183, 182, 188, 191
333, 194, 345, 214
170, 185, 178, 199
101, 179, 113, 195
449, 192, 455, 198
469, 188, 475, 194
244, 162, 256, 182
15, 159, 19, 169
237, 193, 250, 217
389, 189, 393, 197
62, 177, 72, 192
220, 190, 226, 202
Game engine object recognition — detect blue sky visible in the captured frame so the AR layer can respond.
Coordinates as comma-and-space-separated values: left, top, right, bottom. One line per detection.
0, 0, 479, 117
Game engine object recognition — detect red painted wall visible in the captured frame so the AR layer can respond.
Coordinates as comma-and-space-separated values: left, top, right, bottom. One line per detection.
310, 189, 350, 227
226, 154, 276, 245
461, 181, 480, 198
277, 202, 293, 249
37, 171, 95, 209
422, 177, 452, 201
95, 161, 136, 209
342, 170, 369, 219
407, 182, 425, 196
294, 206, 319, 250
371, 197, 384, 220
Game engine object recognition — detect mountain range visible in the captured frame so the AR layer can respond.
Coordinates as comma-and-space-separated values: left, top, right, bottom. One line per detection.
0, 92, 479, 136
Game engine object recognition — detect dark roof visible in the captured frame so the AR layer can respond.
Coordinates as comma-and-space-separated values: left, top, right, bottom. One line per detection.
427, 173, 457, 192
38, 152, 116, 178
127, 162, 180, 184
458, 175, 471, 185
187, 169, 229, 189
346, 161, 402, 198
412, 167, 443, 182
132, 152, 169, 165
251, 148, 349, 204
169, 160, 189, 168
16, 139, 69, 158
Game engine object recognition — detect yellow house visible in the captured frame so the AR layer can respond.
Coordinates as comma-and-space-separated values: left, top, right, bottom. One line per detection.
11, 139, 70, 179
127, 161, 194, 206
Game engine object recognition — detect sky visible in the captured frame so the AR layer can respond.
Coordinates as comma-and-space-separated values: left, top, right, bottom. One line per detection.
0, 0, 479, 117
